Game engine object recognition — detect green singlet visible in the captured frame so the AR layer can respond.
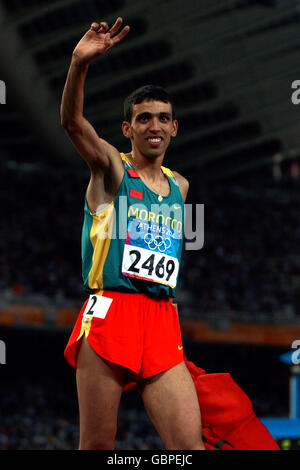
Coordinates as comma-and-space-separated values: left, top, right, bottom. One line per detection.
81, 153, 184, 298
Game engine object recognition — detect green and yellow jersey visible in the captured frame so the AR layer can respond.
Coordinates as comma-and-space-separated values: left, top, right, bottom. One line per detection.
81, 153, 184, 298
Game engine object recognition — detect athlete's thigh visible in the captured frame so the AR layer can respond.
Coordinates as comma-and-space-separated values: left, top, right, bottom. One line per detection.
138, 361, 204, 450
76, 336, 125, 449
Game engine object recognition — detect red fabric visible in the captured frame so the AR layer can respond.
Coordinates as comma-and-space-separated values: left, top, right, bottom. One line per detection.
124, 354, 280, 450
64, 292, 183, 379
183, 355, 279, 450
126, 169, 140, 178
129, 188, 143, 200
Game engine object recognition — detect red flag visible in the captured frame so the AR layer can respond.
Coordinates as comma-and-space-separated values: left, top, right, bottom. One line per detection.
130, 188, 143, 200
124, 355, 280, 450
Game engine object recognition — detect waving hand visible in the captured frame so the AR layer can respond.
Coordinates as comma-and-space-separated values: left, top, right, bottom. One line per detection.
73, 17, 130, 64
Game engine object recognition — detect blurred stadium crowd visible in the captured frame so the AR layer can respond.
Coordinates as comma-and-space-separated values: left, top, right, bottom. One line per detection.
0, 377, 163, 450
180, 175, 300, 323
0, 366, 287, 450
1, 163, 300, 322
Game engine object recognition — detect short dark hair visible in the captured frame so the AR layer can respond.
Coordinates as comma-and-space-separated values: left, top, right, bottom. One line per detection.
123, 85, 176, 122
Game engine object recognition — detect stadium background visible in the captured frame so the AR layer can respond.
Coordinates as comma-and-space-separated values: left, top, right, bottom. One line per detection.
0, 0, 300, 450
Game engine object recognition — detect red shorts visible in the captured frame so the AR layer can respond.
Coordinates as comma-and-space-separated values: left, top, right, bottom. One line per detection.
64, 290, 184, 382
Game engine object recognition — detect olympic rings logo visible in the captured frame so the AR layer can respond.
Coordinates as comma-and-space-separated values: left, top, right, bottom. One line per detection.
143, 233, 172, 252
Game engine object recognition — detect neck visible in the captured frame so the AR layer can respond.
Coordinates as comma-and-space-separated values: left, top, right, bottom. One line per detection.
126, 150, 169, 201
129, 149, 164, 181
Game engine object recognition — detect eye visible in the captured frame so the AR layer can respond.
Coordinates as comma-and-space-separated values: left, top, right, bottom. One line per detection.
160, 114, 171, 122
137, 114, 150, 122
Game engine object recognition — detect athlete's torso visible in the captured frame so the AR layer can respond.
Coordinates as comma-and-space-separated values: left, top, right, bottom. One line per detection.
81, 153, 184, 298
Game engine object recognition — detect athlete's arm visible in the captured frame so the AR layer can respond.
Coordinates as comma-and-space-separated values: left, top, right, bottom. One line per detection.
60, 18, 130, 210
173, 171, 189, 202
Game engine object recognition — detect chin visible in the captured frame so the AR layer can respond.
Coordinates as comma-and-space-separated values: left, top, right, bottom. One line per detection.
146, 153, 163, 162
144, 147, 166, 159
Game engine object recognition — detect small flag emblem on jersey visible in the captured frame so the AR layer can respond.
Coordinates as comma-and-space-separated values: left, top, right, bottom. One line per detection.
130, 189, 143, 200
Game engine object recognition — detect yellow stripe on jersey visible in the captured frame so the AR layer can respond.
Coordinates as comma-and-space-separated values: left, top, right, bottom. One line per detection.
88, 202, 115, 291
120, 152, 131, 164
161, 166, 175, 177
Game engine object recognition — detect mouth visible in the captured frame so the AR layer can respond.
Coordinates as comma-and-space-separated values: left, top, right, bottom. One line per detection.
146, 137, 163, 147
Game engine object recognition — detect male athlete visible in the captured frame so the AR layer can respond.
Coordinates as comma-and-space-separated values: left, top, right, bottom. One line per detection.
61, 18, 205, 450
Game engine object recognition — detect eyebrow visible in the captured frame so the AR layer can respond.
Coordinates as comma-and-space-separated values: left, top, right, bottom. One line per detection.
136, 111, 172, 119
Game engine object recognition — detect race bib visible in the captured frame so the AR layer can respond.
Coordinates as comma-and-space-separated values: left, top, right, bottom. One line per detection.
122, 218, 180, 288
83, 294, 113, 320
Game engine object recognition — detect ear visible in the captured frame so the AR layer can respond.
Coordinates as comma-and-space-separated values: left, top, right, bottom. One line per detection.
122, 121, 133, 139
171, 119, 178, 138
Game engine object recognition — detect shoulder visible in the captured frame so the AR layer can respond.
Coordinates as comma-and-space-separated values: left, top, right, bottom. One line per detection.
172, 170, 189, 202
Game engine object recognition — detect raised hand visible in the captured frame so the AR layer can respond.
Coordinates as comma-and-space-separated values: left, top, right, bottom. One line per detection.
72, 17, 130, 65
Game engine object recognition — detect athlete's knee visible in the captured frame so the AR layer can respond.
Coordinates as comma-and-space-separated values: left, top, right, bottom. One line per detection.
166, 434, 205, 451
79, 420, 118, 450
79, 438, 115, 450
164, 419, 205, 450
79, 430, 116, 450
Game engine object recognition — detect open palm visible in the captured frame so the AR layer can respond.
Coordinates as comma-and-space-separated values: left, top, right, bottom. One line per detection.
73, 17, 130, 64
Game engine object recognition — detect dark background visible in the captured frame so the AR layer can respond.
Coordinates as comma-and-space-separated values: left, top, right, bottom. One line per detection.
0, 0, 300, 451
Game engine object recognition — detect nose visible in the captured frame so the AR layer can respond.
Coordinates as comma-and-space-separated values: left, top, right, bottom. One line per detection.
149, 117, 161, 132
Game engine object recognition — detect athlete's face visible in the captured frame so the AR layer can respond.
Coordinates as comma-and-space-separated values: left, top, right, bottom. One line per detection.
122, 99, 178, 159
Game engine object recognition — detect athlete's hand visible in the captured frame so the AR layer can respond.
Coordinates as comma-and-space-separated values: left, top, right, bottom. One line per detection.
72, 17, 130, 65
